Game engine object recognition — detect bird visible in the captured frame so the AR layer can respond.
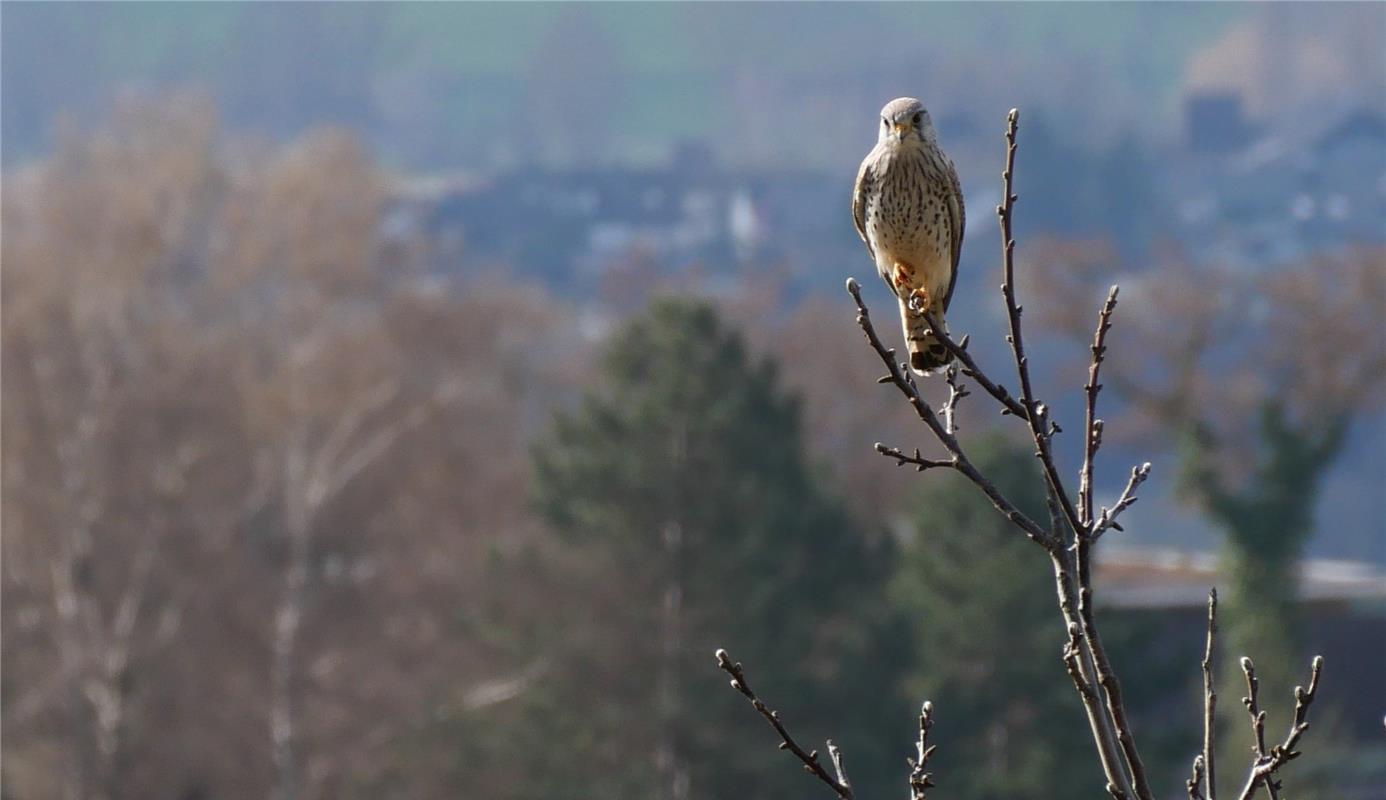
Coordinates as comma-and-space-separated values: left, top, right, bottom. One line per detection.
852, 97, 965, 375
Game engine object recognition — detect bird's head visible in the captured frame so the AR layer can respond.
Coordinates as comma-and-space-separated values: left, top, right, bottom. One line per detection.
877, 97, 935, 147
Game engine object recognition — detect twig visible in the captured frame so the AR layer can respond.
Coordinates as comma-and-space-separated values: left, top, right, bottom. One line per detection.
994, 109, 1085, 541
1236, 656, 1323, 800
908, 701, 937, 799
1200, 589, 1218, 800
714, 649, 854, 799
941, 363, 969, 435
1080, 286, 1120, 528
921, 309, 1031, 421
1188, 756, 1207, 800
1239, 657, 1275, 800
827, 741, 850, 794
1092, 462, 1152, 540
874, 443, 952, 472
848, 278, 1057, 550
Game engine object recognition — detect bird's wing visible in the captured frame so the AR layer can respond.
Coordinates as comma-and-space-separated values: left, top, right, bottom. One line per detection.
851, 154, 875, 262
941, 157, 965, 310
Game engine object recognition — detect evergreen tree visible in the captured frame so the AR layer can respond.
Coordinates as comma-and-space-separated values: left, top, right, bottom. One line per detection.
460, 298, 897, 799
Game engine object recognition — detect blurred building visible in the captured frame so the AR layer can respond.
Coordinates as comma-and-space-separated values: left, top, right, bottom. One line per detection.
1097, 547, 1386, 746
390, 145, 862, 295
1166, 103, 1386, 268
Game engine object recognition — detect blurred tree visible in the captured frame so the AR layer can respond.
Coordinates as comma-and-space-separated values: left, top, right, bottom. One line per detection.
1, 96, 254, 800
442, 299, 899, 799
2, 96, 569, 800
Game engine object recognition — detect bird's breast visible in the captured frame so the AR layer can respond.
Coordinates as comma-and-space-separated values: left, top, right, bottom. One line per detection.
865, 147, 954, 278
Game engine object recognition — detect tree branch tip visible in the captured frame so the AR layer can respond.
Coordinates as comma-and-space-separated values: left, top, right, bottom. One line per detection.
845, 277, 861, 294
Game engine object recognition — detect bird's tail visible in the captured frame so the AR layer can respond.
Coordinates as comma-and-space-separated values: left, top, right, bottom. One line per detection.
900, 299, 953, 375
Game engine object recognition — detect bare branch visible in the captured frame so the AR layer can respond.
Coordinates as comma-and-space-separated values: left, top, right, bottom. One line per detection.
1201, 589, 1218, 800
920, 309, 1031, 421
1236, 656, 1324, 800
714, 649, 854, 799
847, 278, 1057, 550
1092, 462, 1152, 541
1073, 532, 1149, 799
1239, 657, 1275, 799
908, 701, 937, 799
1053, 558, 1130, 800
1080, 286, 1120, 528
309, 379, 400, 489
874, 442, 952, 472
941, 363, 969, 435
994, 109, 1085, 541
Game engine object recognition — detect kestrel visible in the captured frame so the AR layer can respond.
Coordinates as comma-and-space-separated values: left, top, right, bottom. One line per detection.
853, 97, 965, 375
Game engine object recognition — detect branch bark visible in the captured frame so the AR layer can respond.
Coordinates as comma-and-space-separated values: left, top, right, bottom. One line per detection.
1236, 656, 1323, 800
714, 649, 854, 800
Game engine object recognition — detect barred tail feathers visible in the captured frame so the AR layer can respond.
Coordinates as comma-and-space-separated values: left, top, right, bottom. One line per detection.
899, 299, 953, 375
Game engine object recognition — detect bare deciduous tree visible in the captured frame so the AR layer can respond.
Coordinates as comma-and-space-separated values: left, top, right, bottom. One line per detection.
3, 97, 569, 800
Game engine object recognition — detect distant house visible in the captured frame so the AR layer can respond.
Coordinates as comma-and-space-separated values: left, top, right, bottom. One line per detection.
1166, 105, 1386, 269
393, 148, 863, 295
1097, 547, 1386, 743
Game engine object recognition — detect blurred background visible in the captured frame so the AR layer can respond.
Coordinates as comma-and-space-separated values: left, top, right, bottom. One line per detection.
2, 3, 1383, 799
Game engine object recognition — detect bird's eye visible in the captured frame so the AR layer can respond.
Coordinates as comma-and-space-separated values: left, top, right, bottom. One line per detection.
913, 112, 923, 126
882, 117, 889, 127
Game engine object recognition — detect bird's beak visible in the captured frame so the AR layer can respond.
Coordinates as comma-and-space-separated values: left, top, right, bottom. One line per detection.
891, 122, 910, 142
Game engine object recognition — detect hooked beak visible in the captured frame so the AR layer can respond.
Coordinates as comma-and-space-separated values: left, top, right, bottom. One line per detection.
891, 122, 910, 142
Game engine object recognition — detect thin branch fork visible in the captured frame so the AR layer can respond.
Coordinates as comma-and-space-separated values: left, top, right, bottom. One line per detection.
847, 278, 1057, 550
1072, 531, 1150, 799
1080, 286, 1120, 528
714, 649, 854, 799
1091, 462, 1152, 540
920, 309, 1030, 421
1236, 655, 1323, 800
